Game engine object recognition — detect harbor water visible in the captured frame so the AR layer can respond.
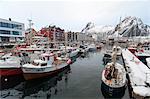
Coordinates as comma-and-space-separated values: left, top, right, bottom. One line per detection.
0, 49, 130, 99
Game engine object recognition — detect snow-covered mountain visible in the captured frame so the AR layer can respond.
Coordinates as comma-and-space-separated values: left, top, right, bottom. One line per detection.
112, 16, 150, 37
81, 22, 114, 34
81, 16, 150, 40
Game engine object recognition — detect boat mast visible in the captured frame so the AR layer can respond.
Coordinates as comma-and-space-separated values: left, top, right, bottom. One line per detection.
28, 19, 33, 45
111, 43, 118, 77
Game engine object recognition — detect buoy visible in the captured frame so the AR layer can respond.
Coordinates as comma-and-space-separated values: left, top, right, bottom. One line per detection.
4, 78, 8, 82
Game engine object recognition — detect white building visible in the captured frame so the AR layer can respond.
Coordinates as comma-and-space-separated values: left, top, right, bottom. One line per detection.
0, 18, 25, 43
78, 32, 93, 42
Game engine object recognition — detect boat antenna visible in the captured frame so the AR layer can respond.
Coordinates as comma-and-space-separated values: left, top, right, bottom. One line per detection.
27, 19, 34, 45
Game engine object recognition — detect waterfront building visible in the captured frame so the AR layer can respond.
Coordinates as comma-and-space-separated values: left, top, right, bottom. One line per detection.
0, 18, 25, 44
39, 26, 65, 42
67, 31, 78, 43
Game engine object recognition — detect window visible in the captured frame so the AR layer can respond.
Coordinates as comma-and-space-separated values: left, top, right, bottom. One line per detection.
8, 23, 13, 28
0, 22, 2, 27
0, 30, 10, 34
1, 22, 8, 27
12, 31, 20, 35
41, 63, 47, 66
1, 37, 9, 42
0, 22, 22, 30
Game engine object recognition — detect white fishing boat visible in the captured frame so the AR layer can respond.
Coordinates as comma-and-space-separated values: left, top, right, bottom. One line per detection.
79, 45, 89, 53
135, 44, 150, 65
69, 48, 79, 58
101, 49, 126, 98
112, 46, 122, 56
104, 46, 122, 57
88, 43, 96, 51
22, 53, 72, 80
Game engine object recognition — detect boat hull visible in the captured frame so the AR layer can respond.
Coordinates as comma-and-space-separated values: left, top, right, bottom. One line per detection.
88, 48, 96, 52
0, 68, 23, 90
0, 68, 22, 76
101, 81, 126, 98
23, 65, 69, 81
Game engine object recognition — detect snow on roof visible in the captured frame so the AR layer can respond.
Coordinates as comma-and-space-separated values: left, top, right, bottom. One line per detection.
34, 59, 47, 64
41, 53, 54, 57
2, 53, 12, 58
122, 49, 150, 96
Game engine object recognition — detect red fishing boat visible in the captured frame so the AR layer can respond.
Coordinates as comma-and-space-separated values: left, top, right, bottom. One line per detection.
0, 53, 23, 89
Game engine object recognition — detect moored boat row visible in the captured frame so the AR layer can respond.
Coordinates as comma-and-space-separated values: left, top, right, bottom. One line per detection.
0, 51, 72, 82
0, 43, 95, 86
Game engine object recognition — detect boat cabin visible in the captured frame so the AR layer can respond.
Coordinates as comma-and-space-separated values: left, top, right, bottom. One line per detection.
112, 46, 122, 55
32, 59, 47, 66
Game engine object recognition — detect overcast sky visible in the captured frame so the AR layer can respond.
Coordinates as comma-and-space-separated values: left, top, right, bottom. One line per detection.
0, 0, 149, 31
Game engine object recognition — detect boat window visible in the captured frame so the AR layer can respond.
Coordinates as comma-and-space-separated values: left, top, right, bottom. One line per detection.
2, 58, 6, 61
32, 62, 39, 66
41, 63, 47, 66
117, 48, 120, 51
43, 57, 45, 61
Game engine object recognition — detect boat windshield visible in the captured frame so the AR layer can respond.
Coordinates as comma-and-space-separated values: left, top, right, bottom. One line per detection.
41, 63, 47, 66
32, 62, 39, 66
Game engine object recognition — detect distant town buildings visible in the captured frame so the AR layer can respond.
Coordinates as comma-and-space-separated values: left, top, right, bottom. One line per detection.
40, 26, 65, 42
0, 18, 94, 46
67, 31, 78, 43
0, 18, 25, 44
67, 31, 94, 43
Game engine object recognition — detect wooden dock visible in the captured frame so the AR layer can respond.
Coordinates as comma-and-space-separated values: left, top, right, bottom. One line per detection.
122, 49, 150, 98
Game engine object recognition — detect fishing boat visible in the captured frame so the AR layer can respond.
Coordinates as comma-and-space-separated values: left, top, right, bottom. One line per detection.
104, 46, 122, 57
0, 53, 23, 89
112, 46, 122, 56
22, 65, 71, 98
103, 46, 122, 65
69, 48, 79, 58
88, 43, 97, 52
22, 52, 72, 80
128, 44, 137, 54
78, 45, 89, 57
101, 50, 126, 98
135, 44, 150, 65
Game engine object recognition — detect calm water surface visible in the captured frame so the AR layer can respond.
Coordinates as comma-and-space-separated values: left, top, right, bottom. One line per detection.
0, 50, 129, 99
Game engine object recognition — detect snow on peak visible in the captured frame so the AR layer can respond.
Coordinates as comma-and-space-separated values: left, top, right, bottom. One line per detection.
81, 22, 95, 33
112, 16, 150, 37
81, 22, 114, 34
87, 25, 114, 34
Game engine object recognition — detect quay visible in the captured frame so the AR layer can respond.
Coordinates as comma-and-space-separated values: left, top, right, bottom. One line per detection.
122, 49, 150, 98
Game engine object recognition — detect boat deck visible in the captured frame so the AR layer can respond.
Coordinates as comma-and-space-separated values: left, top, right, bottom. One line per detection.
102, 62, 126, 88
122, 49, 150, 97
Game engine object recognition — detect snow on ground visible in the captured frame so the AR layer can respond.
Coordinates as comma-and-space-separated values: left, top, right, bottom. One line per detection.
122, 49, 150, 97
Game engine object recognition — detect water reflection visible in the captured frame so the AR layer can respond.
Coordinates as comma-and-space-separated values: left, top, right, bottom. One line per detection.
0, 74, 24, 90
0, 66, 71, 99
